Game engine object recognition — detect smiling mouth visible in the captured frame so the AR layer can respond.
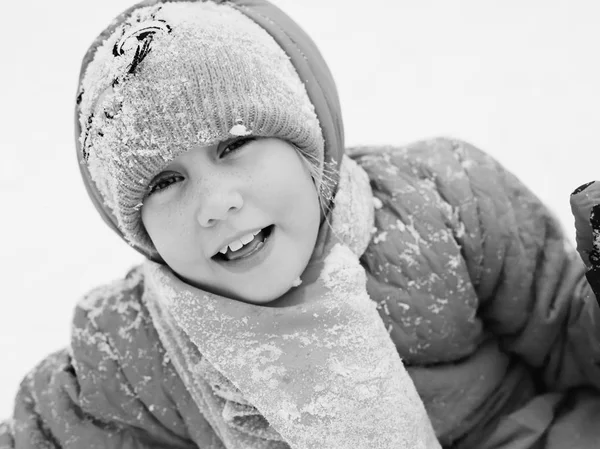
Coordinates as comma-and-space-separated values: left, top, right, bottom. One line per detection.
213, 225, 274, 262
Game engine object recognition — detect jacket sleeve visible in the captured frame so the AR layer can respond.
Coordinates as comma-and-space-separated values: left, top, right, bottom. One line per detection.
449, 139, 600, 392
353, 138, 600, 392
0, 267, 217, 449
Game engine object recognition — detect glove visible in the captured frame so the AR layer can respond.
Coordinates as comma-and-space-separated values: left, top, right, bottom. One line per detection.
571, 181, 600, 302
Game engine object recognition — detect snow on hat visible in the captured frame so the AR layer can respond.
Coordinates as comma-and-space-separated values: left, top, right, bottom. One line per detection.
76, 1, 332, 260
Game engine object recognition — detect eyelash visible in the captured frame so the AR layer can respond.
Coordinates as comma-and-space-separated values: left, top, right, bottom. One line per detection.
146, 137, 256, 197
147, 173, 184, 196
219, 136, 255, 157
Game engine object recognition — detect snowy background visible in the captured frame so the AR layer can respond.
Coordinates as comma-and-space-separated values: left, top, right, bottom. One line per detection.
1, 0, 599, 418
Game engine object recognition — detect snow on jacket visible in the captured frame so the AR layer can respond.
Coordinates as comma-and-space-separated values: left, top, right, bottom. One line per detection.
2, 137, 600, 449
352, 138, 600, 448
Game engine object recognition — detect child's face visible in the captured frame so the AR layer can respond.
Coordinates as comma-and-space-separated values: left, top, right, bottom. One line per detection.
141, 137, 321, 304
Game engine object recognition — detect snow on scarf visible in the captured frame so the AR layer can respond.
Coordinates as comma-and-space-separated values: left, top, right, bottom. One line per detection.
142, 155, 441, 449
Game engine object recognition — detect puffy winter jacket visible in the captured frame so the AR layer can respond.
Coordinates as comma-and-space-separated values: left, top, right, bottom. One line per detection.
2, 138, 600, 449
354, 138, 600, 448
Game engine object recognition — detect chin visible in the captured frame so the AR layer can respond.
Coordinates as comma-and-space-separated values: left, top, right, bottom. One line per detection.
181, 273, 290, 304
236, 289, 287, 305
235, 281, 295, 305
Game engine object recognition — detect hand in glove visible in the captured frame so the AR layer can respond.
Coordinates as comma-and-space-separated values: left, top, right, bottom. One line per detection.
571, 181, 600, 302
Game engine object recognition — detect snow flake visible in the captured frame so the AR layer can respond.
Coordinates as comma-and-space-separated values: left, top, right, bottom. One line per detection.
429, 302, 446, 314
455, 221, 466, 239
229, 123, 252, 136
447, 255, 461, 269
382, 303, 390, 316
373, 231, 388, 244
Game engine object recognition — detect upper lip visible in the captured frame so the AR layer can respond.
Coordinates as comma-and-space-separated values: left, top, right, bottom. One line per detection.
211, 227, 265, 257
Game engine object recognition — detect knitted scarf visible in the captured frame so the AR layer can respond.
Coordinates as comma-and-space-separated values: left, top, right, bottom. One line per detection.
142, 156, 440, 449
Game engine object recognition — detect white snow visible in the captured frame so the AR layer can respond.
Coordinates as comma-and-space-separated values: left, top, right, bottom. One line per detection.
373, 231, 388, 244
2, 0, 600, 420
291, 277, 302, 287
229, 123, 252, 136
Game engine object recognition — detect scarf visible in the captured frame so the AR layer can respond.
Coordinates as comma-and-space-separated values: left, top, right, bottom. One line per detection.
142, 155, 440, 449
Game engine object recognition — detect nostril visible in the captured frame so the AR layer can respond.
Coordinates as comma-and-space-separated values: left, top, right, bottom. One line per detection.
196, 192, 243, 227
199, 217, 217, 228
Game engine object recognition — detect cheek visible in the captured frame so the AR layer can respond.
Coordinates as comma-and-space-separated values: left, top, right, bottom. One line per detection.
261, 162, 320, 229
142, 204, 190, 258
142, 209, 166, 252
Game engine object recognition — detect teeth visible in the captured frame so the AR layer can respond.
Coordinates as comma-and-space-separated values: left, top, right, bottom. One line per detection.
239, 232, 255, 245
228, 240, 244, 252
218, 229, 262, 255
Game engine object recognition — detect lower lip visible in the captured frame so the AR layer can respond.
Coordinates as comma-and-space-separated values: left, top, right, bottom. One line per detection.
215, 226, 275, 273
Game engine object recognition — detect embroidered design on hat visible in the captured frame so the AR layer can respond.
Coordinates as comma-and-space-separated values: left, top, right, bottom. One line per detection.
81, 16, 173, 161
113, 20, 172, 74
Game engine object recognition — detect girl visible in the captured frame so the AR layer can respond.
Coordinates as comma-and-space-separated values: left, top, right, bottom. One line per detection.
2, 1, 600, 448
1, 1, 439, 448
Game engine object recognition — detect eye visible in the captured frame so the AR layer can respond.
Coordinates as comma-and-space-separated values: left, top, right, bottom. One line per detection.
146, 172, 184, 197
219, 137, 256, 158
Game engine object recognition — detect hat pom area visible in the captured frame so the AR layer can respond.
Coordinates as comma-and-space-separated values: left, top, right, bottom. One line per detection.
77, 1, 324, 257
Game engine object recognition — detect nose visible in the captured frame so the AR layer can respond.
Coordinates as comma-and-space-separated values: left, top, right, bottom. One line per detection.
196, 188, 244, 228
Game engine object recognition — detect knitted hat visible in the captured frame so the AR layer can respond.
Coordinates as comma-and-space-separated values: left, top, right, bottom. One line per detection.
76, 0, 345, 262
